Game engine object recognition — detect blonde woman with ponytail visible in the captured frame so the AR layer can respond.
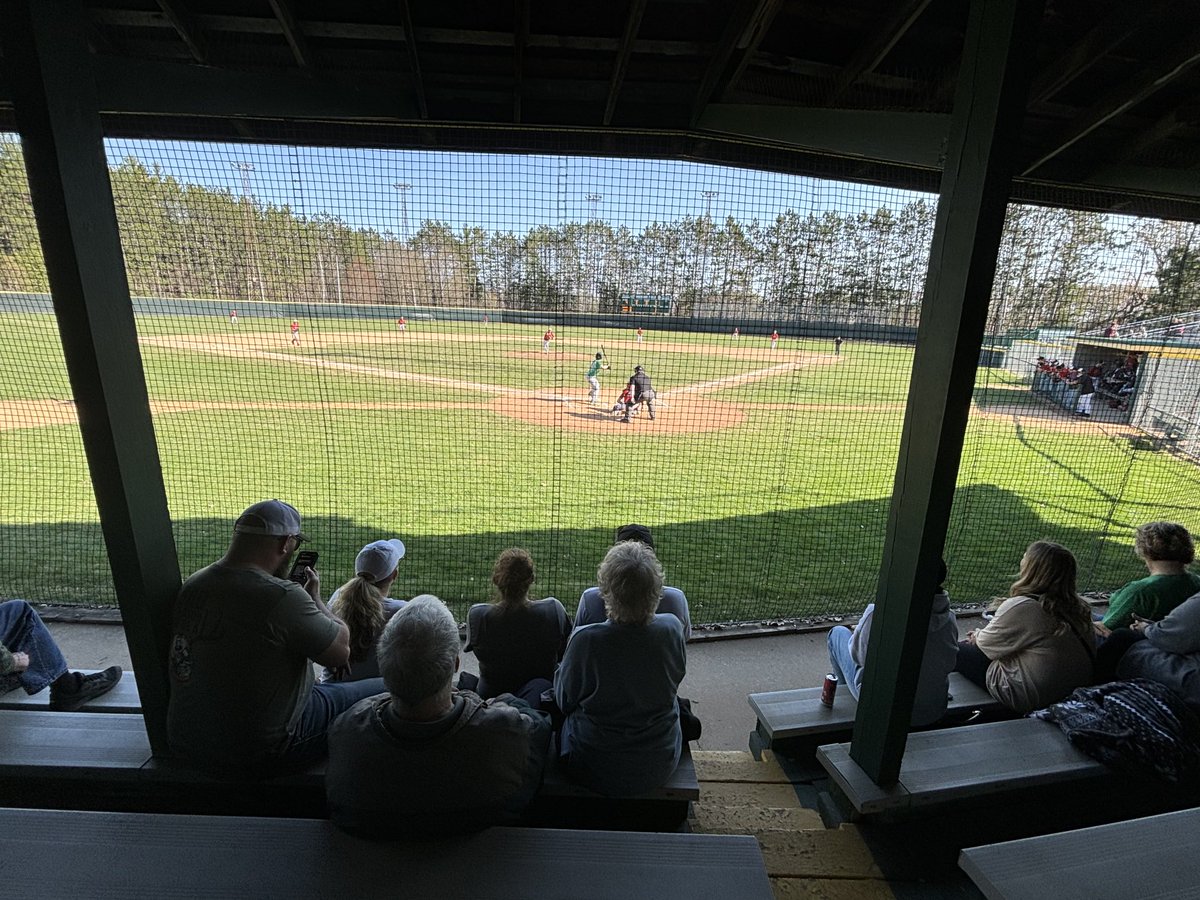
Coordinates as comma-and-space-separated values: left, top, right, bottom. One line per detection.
324, 539, 406, 683
954, 541, 1095, 713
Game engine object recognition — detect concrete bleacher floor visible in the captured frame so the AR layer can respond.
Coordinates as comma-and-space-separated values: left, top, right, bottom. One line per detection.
40, 614, 865, 752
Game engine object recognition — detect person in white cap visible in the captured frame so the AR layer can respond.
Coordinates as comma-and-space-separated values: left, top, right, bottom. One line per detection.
325, 538, 407, 683
167, 500, 386, 776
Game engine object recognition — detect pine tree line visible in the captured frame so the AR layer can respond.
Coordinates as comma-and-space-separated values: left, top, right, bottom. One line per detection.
2, 138, 1198, 330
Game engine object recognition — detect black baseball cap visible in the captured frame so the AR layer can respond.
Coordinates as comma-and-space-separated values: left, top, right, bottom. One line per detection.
615, 523, 654, 548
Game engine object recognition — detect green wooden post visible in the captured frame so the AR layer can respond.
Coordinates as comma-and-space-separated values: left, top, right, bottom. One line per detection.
1, 0, 179, 754
849, 0, 1044, 785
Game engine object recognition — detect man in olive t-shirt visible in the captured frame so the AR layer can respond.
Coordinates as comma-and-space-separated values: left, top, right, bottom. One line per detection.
168, 500, 385, 775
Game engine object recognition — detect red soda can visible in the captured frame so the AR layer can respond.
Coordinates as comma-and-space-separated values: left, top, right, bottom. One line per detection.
820, 673, 838, 708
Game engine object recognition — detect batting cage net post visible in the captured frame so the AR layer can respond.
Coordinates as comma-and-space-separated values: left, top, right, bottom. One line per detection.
2, 130, 1200, 623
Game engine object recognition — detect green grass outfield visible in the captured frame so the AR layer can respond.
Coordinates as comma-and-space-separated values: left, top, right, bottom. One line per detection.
0, 309, 1190, 623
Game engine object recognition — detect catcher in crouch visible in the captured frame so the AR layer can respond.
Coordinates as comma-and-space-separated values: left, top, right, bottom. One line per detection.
622, 365, 656, 423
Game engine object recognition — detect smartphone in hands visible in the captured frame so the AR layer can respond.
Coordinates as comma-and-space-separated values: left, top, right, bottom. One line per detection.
289, 550, 319, 585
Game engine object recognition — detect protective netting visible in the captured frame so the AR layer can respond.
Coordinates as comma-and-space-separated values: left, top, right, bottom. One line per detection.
1, 131, 1197, 622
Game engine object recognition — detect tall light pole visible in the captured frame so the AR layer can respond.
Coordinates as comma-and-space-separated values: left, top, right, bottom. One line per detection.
586, 193, 603, 307
701, 191, 719, 317
232, 162, 266, 302
391, 182, 415, 305
392, 181, 412, 240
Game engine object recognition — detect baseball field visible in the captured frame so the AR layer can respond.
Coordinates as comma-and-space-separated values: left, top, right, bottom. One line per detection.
1, 307, 1191, 623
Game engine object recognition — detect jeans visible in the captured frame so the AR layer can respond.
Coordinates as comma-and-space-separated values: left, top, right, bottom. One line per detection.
827, 625, 861, 699
0, 600, 68, 694
279, 677, 387, 768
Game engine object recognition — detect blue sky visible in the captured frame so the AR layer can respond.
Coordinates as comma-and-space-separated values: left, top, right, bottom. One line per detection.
102, 137, 932, 237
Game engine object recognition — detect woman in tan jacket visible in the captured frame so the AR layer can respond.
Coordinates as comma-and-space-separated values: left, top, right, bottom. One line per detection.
954, 541, 1095, 713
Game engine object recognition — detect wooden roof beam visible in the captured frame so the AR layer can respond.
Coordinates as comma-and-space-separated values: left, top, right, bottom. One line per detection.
718, 0, 783, 102
1106, 109, 1187, 167
155, 0, 209, 64
603, 0, 648, 125
1024, 27, 1200, 175
514, 0, 528, 123
400, 0, 428, 119
827, 0, 932, 106
266, 0, 312, 68
1027, 3, 1163, 106
689, 0, 765, 127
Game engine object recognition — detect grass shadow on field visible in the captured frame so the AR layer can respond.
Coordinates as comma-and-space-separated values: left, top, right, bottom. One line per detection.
0, 483, 1143, 626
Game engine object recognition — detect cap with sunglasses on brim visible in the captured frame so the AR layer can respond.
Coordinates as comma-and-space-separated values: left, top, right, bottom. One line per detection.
234, 499, 307, 541
355, 539, 406, 582
615, 523, 655, 548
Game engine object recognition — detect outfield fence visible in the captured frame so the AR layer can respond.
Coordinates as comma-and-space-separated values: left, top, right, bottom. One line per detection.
3, 134, 1200, 623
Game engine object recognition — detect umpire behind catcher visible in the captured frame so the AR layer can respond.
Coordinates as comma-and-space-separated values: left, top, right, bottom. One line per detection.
623, 365, 656, 422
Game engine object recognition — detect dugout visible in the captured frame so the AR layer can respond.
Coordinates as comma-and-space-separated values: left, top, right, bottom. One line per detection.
4, 0, 1200, 812
1012, 331, 1200, 440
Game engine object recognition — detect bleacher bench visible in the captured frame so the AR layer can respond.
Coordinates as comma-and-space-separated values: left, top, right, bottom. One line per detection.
1139, 407, 1191, 450
747, 671, 1004, 759
959, 808, 1200, 900
816, 717, 1108, 818
0, 669, 141, 713
3, 806, 773, 900
0, 709, 699, 828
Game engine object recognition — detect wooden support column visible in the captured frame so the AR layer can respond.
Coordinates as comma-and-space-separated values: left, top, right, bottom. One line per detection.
1, 0, 179, 754
849, 0, 1043, 785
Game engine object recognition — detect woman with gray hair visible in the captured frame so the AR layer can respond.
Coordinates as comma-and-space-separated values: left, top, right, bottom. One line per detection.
1101, 522, 1200, 630
553, 540, 687, 796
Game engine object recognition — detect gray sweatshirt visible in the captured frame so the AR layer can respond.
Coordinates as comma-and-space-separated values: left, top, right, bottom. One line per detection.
1118, 590, 1200, 710
849, 590, 959, 726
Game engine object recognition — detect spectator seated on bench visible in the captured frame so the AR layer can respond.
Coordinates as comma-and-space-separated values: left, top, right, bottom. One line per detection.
1099, 521, 1200, 631
555, 540, 689, 797
168, 500, 385, 778
1095, 590, 1200, 711
327, 595, 551, 838
323, 538, 408, 683
574, 524, 692, 638
0, 599, 121, 711
465, 548, 571, 705
827, 557, 958, 727
954, 541, 1094, 714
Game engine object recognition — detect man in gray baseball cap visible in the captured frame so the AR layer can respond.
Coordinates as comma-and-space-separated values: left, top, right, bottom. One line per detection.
167, 499, 386, 776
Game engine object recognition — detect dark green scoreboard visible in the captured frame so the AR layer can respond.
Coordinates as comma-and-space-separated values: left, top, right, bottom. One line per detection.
616, 293, 673, 314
